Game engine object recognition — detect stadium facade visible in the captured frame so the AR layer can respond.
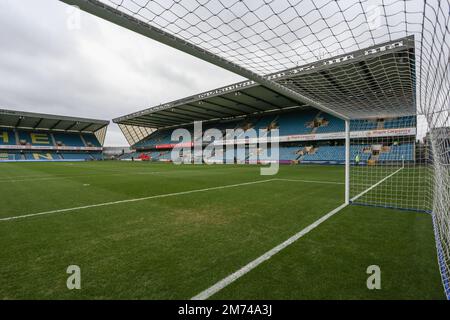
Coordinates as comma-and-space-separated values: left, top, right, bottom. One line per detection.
0, 109, 109, 162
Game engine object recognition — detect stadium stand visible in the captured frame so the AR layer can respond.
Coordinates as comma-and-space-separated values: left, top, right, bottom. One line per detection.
124, 107, 416, 165
0, 130, 16, 145
0, 109, 108, 162
61, 153, 92, 160
18, 131, 52, 146
131, 108, 416, 151
302, 146, 370, 162
53, 133, 84, 147
83, 133, 102, 147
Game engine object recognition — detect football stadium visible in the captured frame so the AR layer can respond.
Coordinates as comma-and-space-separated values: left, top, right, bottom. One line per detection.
0, 0, 449, 302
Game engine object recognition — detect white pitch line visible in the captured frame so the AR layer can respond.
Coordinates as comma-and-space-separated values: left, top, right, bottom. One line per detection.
0, 177, 347, 221
191, 167, 405, 300
274, 178, 344, 185
0, 179, 276, 222
0, 171, 163, 183
0, 165, 257, 183
191, 202, 348, 300
350, 166, 404, 202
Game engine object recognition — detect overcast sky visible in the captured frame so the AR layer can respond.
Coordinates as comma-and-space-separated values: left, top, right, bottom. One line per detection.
0, 0, 244, 146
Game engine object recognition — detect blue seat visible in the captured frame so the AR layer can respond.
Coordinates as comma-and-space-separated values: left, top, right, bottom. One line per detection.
0, 130, 16, 145
83, 134, 101, 147
54, 133, 84, 147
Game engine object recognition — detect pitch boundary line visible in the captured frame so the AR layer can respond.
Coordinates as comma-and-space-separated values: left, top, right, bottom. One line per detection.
191, 167, 405, 300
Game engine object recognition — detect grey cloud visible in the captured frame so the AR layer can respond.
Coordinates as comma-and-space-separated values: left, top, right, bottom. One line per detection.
0, 0, 244, 146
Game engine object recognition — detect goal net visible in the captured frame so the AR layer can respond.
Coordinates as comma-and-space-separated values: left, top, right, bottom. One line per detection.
61, 0, 449, 298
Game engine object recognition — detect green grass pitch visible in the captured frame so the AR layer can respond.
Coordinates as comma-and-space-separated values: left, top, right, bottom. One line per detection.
0, 161, 444, 299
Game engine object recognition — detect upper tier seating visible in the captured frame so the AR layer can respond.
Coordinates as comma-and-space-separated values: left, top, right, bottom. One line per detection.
314, 114, 345, 133
82, 134, 102, 147
277, 109, 318, 136
383, 116, 416, 129
0, 129, 102, 148
18, 131, 52, 146
133, 109, 416, 149
54, 133, 84, 147
0, 130, 16, 145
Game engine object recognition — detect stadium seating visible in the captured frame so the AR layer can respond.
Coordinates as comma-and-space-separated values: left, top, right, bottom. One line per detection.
350, 119, 378, 131
277, 109, 318, 136
54, 133, 84, 147
302, 145, 370, 162
61, 153, 92, 160
18, 131, 52, 146
133, 110, 417, 149
279, 146, 302, 161
125, 109, 417, 165
383, 116, 416, 129
378, 143, 414, 161
300, 144, 413, 163
314, 114, 345, 133
82, 134, 102, 147
0, 129, 104, 149
0, 130, 16, 145
90, 152, 103, 160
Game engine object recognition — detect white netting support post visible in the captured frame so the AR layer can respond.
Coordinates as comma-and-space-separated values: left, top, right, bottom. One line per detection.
345, 120, 350, 205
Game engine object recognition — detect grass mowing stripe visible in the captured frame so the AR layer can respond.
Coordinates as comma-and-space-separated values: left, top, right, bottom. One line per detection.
0, 178, 345, 221
0, 179, 275, 222
0, 165, 259, 182
0, 171, 163, 183
191, 203, 348, 300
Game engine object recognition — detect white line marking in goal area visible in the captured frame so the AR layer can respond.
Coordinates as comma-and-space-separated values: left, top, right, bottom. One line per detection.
191, 166, 405, 300
0, 179, 276, 222
350, 166, 404, 202
191, 202, 348, 300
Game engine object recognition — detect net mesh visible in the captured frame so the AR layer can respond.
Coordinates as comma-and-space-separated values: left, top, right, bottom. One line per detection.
67, 0, 449, 298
